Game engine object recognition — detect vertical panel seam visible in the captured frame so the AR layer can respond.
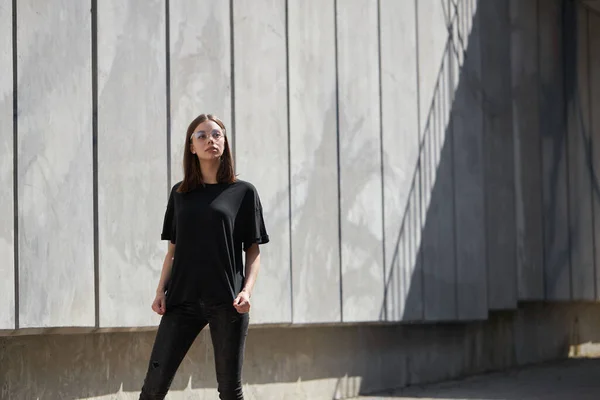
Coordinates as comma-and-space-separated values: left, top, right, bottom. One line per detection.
536, 0, 546, 299
535, 0, 548, 301
477, 0, 488, 316
478, 0, 490, 311
165, 0, 171, 192
445, 0, 458, 320
285, 0, 293, 323
91, 0, 99, 329
334, 0, 343, 323
448, 39, 458, 321
562, 0, 573, 300
414, 0, 424, 322
503, 0, 525, 308
12, 0, 19, 330
510, 0, 520, 307
229, 0, 236, 167
585, 9, 597, 300
377, 0, 387, 322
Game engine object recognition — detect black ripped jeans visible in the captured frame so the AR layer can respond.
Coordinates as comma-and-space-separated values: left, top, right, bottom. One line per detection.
139, 300, 249, 400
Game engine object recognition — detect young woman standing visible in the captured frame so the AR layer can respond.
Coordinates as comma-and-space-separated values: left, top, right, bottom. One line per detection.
139, 114, 269, 400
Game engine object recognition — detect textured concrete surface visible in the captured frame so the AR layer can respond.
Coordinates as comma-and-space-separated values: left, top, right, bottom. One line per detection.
288, 0, 341, 324
233, 0, 291, 325
3, 303, 600, 399
336, 0, 384, 323
16, 0, 95, 328
452, 0, 487, 321
169, 0, 232, 184
512, 0, 545, 304
416, 0, 449, 136
379, 0, 422, 323
539, 0, 571, 302
482, 0, 517, 310
591, 12, 600, 300
3, 0, 600, 334
566, 4, 596, 301
97, 0, 167, 328
0, 1, 14, 330
353, 358, 600, 400
417, 0, 457, 322
582, 0, 600, 13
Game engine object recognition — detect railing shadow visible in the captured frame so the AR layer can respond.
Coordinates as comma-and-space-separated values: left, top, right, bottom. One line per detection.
381, 0, 485, 324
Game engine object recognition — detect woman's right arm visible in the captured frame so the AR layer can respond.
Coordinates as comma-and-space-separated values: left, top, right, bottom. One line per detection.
156, 242, 176, 294
152, 242, 175, 315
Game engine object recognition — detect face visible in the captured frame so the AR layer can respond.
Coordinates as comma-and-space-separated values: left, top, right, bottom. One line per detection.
190, 119, 225, 161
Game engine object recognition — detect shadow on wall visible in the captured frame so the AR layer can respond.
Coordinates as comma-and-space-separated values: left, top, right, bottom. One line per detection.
382, 0, 483, 324
384, 0, 600, 322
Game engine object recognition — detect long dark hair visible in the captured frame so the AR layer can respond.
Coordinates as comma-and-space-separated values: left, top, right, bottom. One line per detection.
177, 114, 235, 193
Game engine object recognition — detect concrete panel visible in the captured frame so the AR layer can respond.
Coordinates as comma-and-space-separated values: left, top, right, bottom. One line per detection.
0, 1, 14, 330
480, 0, 519, 310
337, 0, 384, 323
16, 0, 94, 328
380, 0, 422, 322
510, 0, 545, 302
591, 13, 600, 301
233, 0, 291, 324
97, 0, 167, 327
288, 0, 340, 324
452, 0, 487, 320
169, 0, 231, 184
418, 0, 457, 321
539, 0, 571, 301
417, 0, 452, 134
566, 6, 595, 301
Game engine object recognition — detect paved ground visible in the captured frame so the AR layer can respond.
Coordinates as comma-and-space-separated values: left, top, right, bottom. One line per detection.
353, 358, 600, 400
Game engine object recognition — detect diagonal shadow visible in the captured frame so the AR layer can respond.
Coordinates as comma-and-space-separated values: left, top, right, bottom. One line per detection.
381, 0, 485, 324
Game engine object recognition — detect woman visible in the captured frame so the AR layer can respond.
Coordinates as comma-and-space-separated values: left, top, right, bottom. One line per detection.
139, 114, 269, 400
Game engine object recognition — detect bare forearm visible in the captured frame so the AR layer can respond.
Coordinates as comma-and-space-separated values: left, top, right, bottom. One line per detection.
242, 244, 261, 296
157, 243, 175, 294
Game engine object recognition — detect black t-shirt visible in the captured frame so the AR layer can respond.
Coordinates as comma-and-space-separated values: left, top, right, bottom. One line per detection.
160, 179, 269, 306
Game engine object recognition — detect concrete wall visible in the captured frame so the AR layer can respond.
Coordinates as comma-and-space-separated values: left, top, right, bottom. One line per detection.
0, 1, 14, 331
2, 0, 600, 330
3, 0, 600, 398
0, 0, 462, 331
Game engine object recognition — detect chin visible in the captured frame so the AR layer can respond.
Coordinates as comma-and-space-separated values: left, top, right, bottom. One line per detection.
200, 154, 222, 162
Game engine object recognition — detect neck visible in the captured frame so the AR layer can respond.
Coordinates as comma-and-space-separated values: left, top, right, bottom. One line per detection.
199, 159, 220, 184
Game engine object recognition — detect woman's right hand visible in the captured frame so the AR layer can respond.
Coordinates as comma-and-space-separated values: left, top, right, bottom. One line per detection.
151, 291, 167, 315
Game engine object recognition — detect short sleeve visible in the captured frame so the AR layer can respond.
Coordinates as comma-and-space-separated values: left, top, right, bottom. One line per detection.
161, 186, 177, 244
242, 185, 269, 251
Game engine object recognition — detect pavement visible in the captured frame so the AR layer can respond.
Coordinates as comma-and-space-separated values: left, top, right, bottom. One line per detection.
352, 358, 600, 400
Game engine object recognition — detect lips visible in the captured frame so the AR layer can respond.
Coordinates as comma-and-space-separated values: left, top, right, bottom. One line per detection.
206, 146, 219, 152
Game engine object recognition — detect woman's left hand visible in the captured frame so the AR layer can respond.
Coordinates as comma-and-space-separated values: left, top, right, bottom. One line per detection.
233, 290, 251, 314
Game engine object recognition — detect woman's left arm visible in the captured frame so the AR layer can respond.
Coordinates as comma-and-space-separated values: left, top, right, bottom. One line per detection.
233, 243, 260, 313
